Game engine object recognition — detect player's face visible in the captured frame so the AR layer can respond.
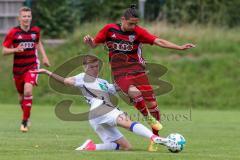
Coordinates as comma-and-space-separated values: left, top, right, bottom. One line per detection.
85, 61, 99, 77
121, 17, 139, 31
18, 11, 32, 27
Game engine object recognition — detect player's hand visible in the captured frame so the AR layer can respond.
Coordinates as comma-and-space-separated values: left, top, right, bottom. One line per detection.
180, 43, 196, 50
14, 44, 24, 52
30, 69, 47, 74
42, 57, 51, 67
83, 35, 93, 43
83, 35, 95, 47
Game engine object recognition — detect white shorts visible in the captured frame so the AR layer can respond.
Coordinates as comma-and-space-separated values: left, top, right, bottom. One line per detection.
89, 108, 124, 143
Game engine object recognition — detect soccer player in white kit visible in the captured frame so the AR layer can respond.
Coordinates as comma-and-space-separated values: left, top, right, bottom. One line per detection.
31, 55, 176, 151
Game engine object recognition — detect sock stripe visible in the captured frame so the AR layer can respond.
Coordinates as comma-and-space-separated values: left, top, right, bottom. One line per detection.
130, 122, 138, 132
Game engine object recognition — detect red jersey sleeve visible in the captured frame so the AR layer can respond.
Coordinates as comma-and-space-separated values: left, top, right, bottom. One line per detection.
32, 26, 41, 43
136, 26, 157, 45
94, 24, 111, 44
2, 28, 15, 48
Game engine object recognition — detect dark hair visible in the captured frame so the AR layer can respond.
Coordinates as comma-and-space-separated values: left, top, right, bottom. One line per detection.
123, 4, 139, 20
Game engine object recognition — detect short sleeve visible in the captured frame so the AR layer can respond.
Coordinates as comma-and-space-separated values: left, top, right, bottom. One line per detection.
106, 81, 117, 95
73, 73, 84, 87
32, 26, 41, 43
36, 27, 41, 43
2, 29, 14, 48
94, 24, 111, 44
136, 26, 157, 45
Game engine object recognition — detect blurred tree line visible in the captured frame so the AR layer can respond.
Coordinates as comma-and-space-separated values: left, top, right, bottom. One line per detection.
29, 0, 240, 38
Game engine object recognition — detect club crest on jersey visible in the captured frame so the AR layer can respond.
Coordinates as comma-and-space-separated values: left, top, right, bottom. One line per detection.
129, 35, 135, 42
99, 83, 108, 92
31, 34, 36, 40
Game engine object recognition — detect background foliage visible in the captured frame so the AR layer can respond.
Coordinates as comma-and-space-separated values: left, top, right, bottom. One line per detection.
30, 0, 240, 37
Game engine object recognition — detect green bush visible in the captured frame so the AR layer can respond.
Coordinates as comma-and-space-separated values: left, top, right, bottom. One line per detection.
30, 0, 239, 38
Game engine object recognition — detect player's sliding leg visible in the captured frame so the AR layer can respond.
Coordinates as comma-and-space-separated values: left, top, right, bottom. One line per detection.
20, 83, 33, 132
116, 113, 167, 151
75, 137, 131, 151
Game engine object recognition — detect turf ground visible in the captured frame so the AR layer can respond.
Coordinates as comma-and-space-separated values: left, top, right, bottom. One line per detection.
0, 104, 239, 160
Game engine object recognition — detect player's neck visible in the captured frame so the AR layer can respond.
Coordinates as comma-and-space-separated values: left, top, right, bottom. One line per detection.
120, 25, 126, 32
84, 73, 98, 82
20, 25, 30, 32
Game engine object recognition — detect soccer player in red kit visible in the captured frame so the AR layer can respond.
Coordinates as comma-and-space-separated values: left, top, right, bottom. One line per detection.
84, 5, 195, 151
2, 7, 50, 132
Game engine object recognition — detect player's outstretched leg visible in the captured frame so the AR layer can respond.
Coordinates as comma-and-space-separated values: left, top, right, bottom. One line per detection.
128, 86, 162, 134
117, 113, 167, 152
75, 138, 130, 151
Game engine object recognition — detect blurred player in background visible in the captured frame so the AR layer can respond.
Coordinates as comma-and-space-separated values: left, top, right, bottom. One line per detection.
83, 4, 195, 151
2, 7, 50, 132
31, 55, 176, 151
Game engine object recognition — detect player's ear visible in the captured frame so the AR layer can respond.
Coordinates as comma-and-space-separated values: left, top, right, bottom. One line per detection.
121, 17, 126, 21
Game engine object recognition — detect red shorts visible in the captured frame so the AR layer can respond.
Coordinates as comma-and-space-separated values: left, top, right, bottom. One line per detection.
13, 70, 38, 94
114, 73, 156, 102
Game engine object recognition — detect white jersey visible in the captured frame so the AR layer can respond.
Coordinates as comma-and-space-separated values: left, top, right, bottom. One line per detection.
74, 73, 117, 110
74, 73, 124, 143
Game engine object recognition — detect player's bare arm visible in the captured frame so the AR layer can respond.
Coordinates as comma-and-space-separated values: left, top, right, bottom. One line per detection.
2, 44, 24, 56
37, 41, 51, 67
83, 35, 97, 48
154, 38, 196, 50
31, 69, 75, 86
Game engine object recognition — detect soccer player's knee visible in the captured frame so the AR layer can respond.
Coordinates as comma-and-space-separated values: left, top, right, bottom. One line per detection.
128, 86, 141, 98
146, 101, 157, 108
24, 90, 32, 97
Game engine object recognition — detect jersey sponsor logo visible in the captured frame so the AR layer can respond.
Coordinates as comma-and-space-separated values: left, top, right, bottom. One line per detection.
106, 41, 133, 51
129, 35, 135, 42
19, 42, 34, 49
31, 34, 36, 40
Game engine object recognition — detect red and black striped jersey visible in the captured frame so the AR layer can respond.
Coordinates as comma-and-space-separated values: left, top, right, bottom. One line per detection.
94, 23, 157, 76
2, 26, 40, 76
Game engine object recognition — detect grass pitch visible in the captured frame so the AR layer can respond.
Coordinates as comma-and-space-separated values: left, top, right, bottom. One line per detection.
0, 104, 239, 160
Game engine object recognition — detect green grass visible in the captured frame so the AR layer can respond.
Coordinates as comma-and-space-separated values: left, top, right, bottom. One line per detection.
0, 104, 239, 160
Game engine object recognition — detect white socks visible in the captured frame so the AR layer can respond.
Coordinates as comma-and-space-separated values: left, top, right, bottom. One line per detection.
130, 122, 154, 139
96, 143, 119, 150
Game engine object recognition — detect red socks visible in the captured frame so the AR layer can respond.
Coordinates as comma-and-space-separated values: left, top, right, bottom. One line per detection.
148, 104, 160, 135
21, 95, 33, 122
132, 95, 148, 117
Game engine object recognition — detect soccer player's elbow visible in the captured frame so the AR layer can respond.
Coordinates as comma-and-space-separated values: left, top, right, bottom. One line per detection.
64, 78, 74, 86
